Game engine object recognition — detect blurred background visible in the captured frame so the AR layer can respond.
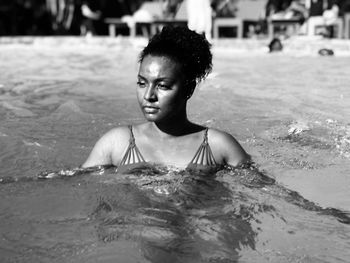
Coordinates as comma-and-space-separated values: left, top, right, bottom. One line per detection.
0, 0, 145, 35
0, 0, 350, 38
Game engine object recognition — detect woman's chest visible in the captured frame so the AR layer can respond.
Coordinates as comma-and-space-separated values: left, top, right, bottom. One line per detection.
140, 139, 199, 166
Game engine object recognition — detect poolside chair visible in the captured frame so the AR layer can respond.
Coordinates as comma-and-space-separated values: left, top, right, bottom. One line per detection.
213, 0, 266, 38
105, 18, 131, 37
305, 12, 345, 38
305, 4, 344, 38
128, 1, 187, 37
105, 1, 164, 37
266, 0, 308, 38
307, 16, 344, 38
267, 17, 303, 39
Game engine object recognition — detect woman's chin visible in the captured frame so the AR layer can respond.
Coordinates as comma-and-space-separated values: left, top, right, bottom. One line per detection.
143, 113, 160, 122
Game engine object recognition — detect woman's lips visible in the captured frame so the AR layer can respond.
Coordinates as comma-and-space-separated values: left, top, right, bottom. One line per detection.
143, 106, 159, 113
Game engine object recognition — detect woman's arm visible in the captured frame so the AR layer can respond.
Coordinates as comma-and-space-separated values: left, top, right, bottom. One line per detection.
209, 129, 250, 167
82, 130, 117, 168
223, 133, 250, 166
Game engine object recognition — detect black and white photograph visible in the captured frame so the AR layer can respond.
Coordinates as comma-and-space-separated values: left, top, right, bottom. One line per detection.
0, 0, 350, 262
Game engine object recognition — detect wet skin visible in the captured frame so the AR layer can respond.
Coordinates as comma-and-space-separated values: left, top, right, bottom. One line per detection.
137, 55, 190, 126
82, 55, 249, 168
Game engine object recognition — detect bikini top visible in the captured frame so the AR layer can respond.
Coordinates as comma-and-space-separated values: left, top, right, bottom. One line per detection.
116, 125, 221, 174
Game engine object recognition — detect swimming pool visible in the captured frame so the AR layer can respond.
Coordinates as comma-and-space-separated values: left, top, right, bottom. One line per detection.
0, 37, 349, 262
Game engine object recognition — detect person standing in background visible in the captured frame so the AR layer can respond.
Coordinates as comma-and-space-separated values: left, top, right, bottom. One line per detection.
307, 0, 327, 17
80, 0, 103, 35
306, 0, 340, 37
161, 0, 182, 19
210, 0, 238, 18
186, 0, 213, 40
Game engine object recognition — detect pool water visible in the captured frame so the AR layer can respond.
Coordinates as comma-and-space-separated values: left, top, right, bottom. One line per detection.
0, 37, 350, 262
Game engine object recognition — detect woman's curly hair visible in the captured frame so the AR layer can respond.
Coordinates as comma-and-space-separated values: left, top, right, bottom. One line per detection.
139, 26, 212, 84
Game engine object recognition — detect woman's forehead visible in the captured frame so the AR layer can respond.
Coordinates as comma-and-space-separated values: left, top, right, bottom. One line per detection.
139, 55, 182, 77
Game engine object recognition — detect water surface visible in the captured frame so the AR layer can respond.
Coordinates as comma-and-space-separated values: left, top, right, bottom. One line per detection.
0, 38, 349, 262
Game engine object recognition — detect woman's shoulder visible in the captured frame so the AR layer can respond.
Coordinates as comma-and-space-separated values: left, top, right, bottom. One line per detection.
102, 123, 151, 144
207, 127, 250, 166
82, 125, 133, 168
206, 128, 242, 150
99, 125, 131, 142
206, 127, 237, 142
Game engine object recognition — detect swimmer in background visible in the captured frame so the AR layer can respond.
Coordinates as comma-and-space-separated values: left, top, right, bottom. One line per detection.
268, 38, 283, 52
82, 26, 249, 173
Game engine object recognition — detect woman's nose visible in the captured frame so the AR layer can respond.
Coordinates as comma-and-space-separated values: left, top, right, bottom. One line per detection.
144, 85, 157, 101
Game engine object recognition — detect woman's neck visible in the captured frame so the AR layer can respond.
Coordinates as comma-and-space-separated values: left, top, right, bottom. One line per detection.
143, 107, 203, 138
154, 119, 193, 136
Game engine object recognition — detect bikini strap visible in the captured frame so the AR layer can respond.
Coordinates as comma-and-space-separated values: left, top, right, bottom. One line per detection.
119, 125, 146, 166
128, 125, 136, 145
188, 127, 217, 166
203, 127, 209, 144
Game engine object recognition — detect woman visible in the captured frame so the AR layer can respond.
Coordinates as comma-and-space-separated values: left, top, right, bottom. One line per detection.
82, 26, 249, 173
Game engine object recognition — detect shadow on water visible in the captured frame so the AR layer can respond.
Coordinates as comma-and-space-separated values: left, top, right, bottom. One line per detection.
1, 163, 350, 262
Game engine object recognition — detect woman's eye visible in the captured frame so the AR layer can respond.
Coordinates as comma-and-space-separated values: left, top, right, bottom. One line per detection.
157, 84, 170, 90
137, 81, 146, 88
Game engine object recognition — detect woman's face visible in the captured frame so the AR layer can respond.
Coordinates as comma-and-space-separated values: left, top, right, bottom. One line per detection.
137, 55, 188, 123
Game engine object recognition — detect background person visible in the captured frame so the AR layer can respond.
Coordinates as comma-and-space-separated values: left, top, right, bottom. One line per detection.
211, 0, 238, 18
186, 0, 213, 39
306, 0, 341, 37
161, 0, 182, 19
80, 0, 103, 35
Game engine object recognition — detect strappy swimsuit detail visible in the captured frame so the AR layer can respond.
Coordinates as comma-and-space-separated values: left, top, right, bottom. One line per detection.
116, 126, 150, 174
117, 126, 220, 174
119, 125, 146, 165
188, 128, 217, 166
186, 128, 218, 173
